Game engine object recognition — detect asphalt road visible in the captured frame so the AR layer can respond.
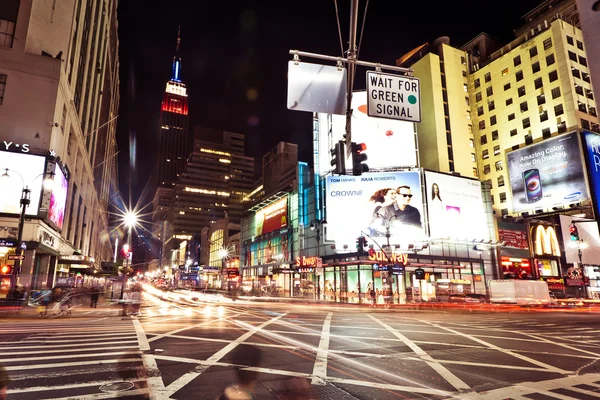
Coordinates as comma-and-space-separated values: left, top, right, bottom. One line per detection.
4, 290, 600, 399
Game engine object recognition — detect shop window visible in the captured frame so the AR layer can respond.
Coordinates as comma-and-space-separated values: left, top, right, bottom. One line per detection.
538, 259, 559, 277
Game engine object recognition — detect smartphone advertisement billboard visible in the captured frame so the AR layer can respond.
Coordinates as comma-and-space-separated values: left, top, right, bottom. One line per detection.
424, 171, 490, 241
0, 151, 46, 216
318, 91, 417, 174
325, 171, 424, 244
507, 132, 589, 212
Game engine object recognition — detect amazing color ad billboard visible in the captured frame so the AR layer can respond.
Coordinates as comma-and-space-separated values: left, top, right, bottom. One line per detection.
507, 132, 588, 212
254, 197, 288, 236
424, 171, 490, 241
318, 91, 417, 175
0, 151, 46, 216
48, 162, 69, 230
583, 130, 600, 216
325, 171, 424, 243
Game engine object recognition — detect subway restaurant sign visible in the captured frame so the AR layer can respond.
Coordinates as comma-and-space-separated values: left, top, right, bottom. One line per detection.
368, 251, 409, 265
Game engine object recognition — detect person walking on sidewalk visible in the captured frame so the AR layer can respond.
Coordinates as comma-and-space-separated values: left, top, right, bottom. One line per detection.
90, 286, 100, 308
0, 362, 10, 400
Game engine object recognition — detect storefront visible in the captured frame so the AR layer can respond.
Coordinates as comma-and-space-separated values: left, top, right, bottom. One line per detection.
529, 222, 565, 292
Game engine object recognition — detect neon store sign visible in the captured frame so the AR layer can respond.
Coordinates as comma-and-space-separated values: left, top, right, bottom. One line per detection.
368, 251, 409, 265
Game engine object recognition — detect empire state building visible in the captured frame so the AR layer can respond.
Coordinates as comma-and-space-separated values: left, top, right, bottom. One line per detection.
153, 29, 189, 248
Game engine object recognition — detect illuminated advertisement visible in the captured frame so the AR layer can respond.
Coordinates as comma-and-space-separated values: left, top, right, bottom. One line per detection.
318, 91, 417, 174
424, 171, 489, 240
325, 171, 424, 243
243, 233, 290, 267
0, 151, 46, 216
255, 197, 288, 236
48, 163, 68, 229
507, 132, 588, 212
583, 130, 600, 215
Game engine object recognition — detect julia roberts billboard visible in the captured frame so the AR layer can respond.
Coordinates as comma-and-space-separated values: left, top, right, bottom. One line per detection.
424, 171, 490, 241
325, 171, 424, 243
254, 197, 288, 236
507, 132, 589, 212
0, 151, 46, 216
317, 90, 417, 174
47, 162, 69, 230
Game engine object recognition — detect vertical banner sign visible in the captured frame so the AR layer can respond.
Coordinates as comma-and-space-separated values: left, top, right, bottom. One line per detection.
366, 71, 421, 122
583, 130, 600, 216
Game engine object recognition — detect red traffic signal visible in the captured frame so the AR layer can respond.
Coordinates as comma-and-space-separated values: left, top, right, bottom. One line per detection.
1, 265, 13, 275
351, 142, 369, 176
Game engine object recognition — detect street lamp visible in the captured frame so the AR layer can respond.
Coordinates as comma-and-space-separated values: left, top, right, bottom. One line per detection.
309, 219, 327, 300
120, 211, 138, 299
1, 168, 54, 297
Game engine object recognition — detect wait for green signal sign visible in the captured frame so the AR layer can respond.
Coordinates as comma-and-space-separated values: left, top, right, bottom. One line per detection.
366, 71, 421, 123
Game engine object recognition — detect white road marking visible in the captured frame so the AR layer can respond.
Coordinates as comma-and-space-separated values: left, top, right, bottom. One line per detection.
1, 340, 138, 350
326, 376, 453, 397
1, 350, 140, 363
162, 312, 286, 397
370, 315, 471, 392
3, 358, 141, 371
132, 315, 166, 397
39, 388, 150, 400
6, 378, 146, 395
311, 312, 332, 385
2, 344, 139, 357
420, 320, 571, 375
147, 311, 244, 343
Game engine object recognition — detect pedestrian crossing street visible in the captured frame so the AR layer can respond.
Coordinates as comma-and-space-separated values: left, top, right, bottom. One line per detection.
0, 317, 149, 399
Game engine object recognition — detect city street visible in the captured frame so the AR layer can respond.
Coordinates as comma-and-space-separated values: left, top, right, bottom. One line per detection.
5, 293, 600, 399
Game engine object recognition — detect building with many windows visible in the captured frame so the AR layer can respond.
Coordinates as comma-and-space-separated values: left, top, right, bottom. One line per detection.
0, 0, 120, 293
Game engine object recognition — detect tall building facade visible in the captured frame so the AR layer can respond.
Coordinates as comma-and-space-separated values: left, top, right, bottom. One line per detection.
152, 30, 189, 253
161, 128, 254, 261
468, 17, 598, 216
0, 0, 120, 293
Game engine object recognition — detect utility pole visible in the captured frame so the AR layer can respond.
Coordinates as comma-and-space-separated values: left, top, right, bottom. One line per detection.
344, 0, 359, 149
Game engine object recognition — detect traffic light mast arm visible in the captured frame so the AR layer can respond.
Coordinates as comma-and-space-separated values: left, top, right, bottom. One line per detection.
360, 230, 391, 263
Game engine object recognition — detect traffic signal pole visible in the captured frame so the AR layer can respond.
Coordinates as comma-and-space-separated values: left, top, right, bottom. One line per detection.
344, 0, 359, 150
10, 188, 30, 298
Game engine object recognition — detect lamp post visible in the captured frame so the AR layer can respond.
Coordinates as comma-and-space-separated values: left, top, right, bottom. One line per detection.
120, 211, 138, 299
372, 213, 401, 304
309, 219, 327, 300
1, 168, 54, 297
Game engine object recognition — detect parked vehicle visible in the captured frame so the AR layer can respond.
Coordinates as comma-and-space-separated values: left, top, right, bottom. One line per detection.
448, 294, 479, 303
489, 280, 550, 305
466, 293, 489, 303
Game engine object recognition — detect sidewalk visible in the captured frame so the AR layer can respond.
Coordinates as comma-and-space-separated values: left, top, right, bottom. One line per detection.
0, 299, 123, 318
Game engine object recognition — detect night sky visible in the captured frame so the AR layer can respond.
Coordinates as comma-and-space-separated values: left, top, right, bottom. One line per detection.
115, 0, 543, 206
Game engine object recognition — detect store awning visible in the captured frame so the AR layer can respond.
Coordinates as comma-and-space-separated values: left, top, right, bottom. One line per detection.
58, 255, 96, 265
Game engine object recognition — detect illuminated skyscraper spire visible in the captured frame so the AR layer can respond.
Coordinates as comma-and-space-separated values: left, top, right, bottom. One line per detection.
171, 26, 182, 82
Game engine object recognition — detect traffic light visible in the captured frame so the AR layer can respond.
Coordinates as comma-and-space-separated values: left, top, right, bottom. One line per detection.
350, 142, 368, 176
415, 268, 425, 280
330, 140, 346, 175
1, 265, 13, 275
355, 236, 367, 253
569, 223, 579, 241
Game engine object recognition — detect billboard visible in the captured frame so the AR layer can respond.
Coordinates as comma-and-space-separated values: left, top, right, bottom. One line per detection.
318, 91, 417, 174
0, 151, 46, 216
243, 233, 290, 267
325, 171, 424, 243
583, 130, 600, 215
48, 163, 69, 229
507, 132, 589, 212
254, 197, 288, 236
424, 171, 489, 241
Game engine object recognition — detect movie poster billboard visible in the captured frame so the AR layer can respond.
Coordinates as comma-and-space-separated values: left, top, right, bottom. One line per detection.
318, 91, 417, 174
254, 197, 288, 236
243, 233, 291, 267
0, 151, 46, 216
48, 162, 69, 229
507, 132, 589, 212
424, 171, 489, 241
325, 171, 424, 243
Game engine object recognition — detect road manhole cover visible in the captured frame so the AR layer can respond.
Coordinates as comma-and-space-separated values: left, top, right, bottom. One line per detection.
99, 381, 135, 392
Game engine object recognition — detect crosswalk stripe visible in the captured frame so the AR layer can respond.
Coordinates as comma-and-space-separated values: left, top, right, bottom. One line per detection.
1, 349, 139, 363
6, 378, 146, 395
0, 339, 138, 351
3, 358, 142, 371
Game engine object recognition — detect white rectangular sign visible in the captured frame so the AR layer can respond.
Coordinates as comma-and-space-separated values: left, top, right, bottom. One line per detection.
366, 71, 421, 122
